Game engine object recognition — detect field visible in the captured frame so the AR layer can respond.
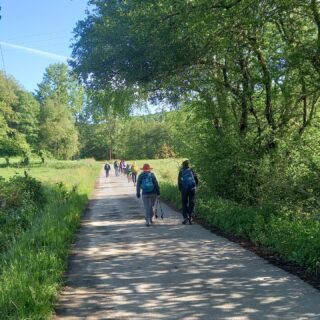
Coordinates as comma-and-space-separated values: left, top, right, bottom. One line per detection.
0, 158, 101, 193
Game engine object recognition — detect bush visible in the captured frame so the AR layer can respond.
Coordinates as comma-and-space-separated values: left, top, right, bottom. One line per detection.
0, 175, 47, 253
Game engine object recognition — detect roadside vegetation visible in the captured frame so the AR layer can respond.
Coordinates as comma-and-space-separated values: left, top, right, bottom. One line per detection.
0, 159, 101, 319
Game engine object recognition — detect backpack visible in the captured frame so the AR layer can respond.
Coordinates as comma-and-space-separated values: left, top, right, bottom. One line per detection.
141, 173, 155, 193
104, 164, 110, 171
181, 168, 196, 191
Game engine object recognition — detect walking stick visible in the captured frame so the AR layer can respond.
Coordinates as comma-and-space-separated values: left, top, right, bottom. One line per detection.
154, 198, 159, 219
158, 197, 164, 220
153, 197, 164, 220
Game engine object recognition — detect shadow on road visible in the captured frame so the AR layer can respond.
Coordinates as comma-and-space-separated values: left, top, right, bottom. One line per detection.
54, 175, 320, 320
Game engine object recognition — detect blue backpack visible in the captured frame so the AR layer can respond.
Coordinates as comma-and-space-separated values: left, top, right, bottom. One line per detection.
141, 173, 155, 192
181, 168, 196, 191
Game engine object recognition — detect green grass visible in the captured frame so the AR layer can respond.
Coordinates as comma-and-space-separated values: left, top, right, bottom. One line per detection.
0, 159, 101, 319
0, 158, 99, 193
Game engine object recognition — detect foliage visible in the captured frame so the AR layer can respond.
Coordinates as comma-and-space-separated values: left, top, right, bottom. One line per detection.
0, 72, 38, 161
36, 63, 84, 120
78, 122, 110, 160
114, 114, 178, 159
0, 175, 46, 253
195, 195, 320, 273
38, 98, 78, 160
35, 64, 83, 160
0, 64, 83, 163
0, 159, 101, 319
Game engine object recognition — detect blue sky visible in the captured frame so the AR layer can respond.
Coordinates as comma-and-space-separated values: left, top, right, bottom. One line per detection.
0, 0, 88, 93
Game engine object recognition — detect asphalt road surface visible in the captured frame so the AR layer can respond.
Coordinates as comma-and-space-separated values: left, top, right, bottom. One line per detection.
54, 169, 320, 320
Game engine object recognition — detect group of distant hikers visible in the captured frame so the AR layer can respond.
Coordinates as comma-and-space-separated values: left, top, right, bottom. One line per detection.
104, 160, 139, 186
104, 159, 198, 227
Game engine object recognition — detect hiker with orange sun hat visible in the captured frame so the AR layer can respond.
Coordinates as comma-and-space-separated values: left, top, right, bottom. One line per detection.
136, 163, 160, 226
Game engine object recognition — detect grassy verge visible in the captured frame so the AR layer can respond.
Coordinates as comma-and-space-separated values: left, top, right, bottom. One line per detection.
196, 195, 320, 274
0, 160, 101, 319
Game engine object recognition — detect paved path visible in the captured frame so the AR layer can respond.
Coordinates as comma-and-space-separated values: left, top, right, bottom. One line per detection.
54, 170, 320, 320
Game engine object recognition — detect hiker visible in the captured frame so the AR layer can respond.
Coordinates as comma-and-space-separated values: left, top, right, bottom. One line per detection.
178, 159, 198, 225
104, 162, 111, 178
126, 163, 132, 182
119, 160, 123, 174
131, 161, 138, 187
136, 163, 160, 226
114, 160, 120, 176
121, 160, 127, 175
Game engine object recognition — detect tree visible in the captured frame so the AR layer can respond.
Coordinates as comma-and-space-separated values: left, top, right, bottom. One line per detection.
12, 90, 40, 146
36, 64, 82, 159
39, 98, 78, 160
0, 72, 35, 163
71, 1, 320, 141
36, 63, 84, 121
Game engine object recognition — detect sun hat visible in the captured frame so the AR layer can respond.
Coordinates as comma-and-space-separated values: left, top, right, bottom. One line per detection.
141, 163, 153, 171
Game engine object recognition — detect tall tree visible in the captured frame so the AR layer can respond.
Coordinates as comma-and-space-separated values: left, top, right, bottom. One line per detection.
36, 63, 84, 121
36, 64, 80, 159
39, 98, 78, 160
0, 72, 37, 161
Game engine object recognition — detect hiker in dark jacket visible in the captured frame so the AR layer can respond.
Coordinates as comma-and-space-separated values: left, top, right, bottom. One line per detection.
136, 163, 160, 226
178, 159, 199, 225
114, 160, 120, 176
104, 162, 111, 178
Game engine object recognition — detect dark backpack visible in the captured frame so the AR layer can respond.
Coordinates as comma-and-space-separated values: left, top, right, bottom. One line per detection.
104, 164, 110, 171
181, 168, 196, 191
141, 173, 155, 193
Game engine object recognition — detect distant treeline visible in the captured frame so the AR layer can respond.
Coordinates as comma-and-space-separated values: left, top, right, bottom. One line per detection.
0, 64, 81, 163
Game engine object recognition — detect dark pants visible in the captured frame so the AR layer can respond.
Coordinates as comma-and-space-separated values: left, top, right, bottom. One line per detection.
181, 189, 195, 219
132, 172, 137, 185
105, 170, 110, 178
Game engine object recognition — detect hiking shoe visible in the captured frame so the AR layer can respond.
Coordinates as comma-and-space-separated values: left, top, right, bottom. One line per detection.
145, 223, 150, 227
182, 219, 188, 225
188, 218, 192, 225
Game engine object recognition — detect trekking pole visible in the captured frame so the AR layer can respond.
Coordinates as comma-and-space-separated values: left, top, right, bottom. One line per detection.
158, 197, 164, 220
154, 198, 159, 219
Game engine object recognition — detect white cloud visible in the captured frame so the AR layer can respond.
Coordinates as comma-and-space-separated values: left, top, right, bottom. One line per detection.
0, 41, 71, 61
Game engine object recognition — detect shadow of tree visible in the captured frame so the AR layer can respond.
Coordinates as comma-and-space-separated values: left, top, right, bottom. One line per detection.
55, 177, 320, 320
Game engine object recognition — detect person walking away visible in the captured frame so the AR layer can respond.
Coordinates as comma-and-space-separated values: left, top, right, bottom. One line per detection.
114, 160, 120, 176
126, 163, 132, 182
121, 160, 127, 175
104, 162, 111, 178
136, 163, 160, 226
178, 159, 198, 225
131, 161, 138, 187
119, 160, 123, 174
